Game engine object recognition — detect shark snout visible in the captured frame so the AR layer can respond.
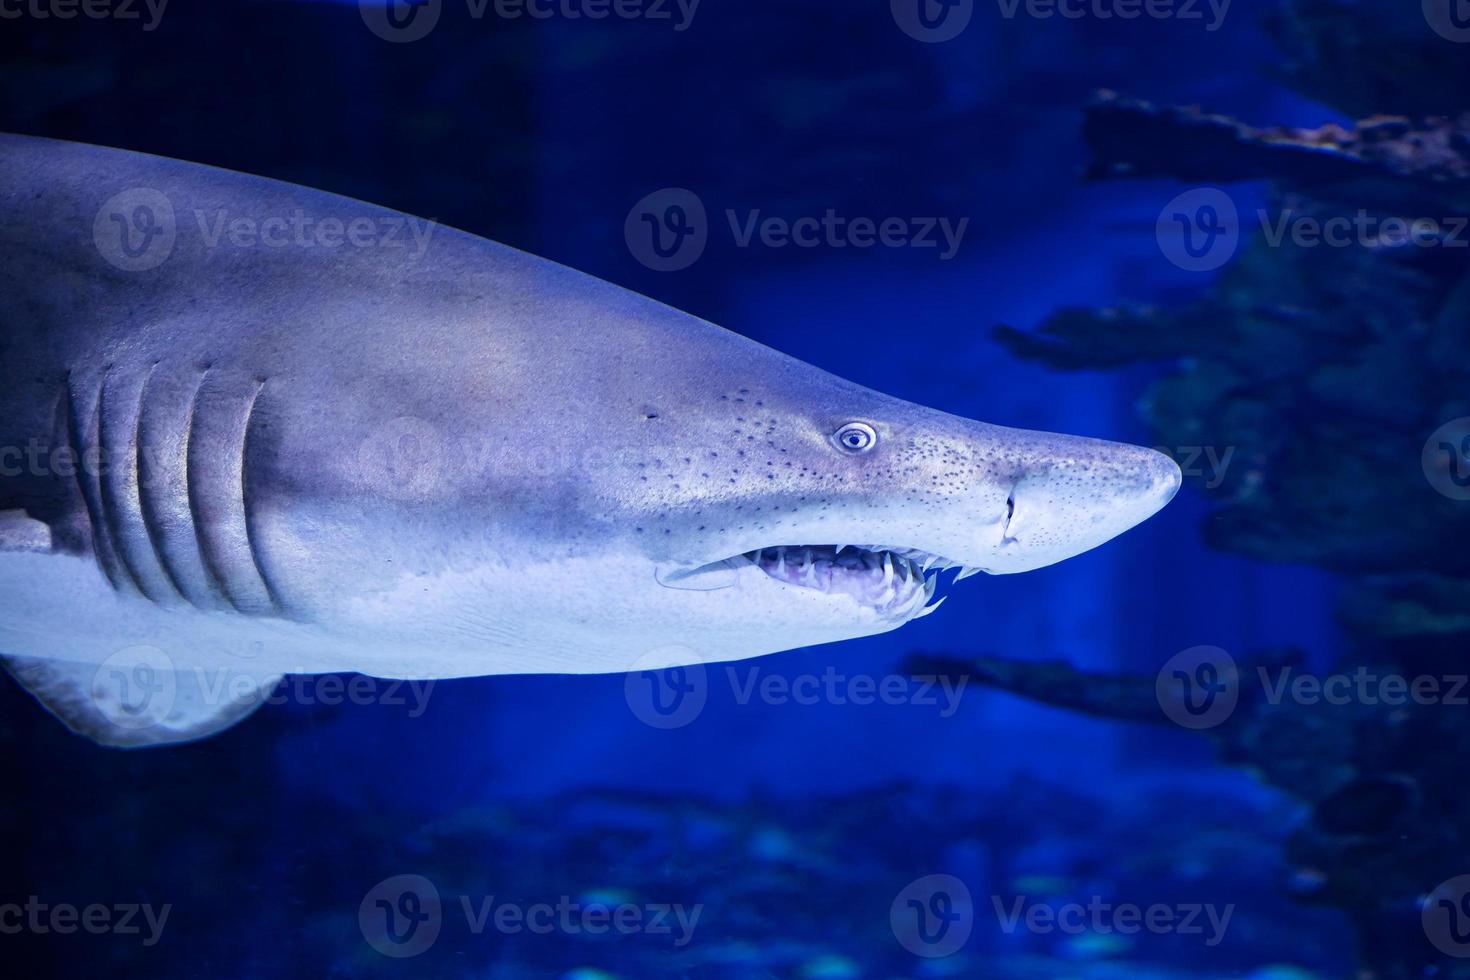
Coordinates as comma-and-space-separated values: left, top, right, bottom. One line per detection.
980, 434, 1180, 574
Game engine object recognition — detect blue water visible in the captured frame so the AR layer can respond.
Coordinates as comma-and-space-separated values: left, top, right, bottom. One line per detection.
5, 0, 1442, 976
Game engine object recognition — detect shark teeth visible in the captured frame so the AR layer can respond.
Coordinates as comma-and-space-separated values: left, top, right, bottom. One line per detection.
801, 558, 819, 587
914, 594, 947, 619
735, 544, 981, 620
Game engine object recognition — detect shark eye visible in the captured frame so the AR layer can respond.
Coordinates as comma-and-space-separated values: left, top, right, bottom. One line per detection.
833, 421, 878, 454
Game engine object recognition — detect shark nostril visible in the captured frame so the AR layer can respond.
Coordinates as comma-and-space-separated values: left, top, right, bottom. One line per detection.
1003, 490, 1016, 537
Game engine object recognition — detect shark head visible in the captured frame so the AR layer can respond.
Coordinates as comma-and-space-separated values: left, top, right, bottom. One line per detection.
554, 348, 1181, 666
243, 260, 1188, 676
330, 301, 1183, 674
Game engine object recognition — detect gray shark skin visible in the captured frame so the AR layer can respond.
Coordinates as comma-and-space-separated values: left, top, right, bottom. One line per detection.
0, 134, 1180, 747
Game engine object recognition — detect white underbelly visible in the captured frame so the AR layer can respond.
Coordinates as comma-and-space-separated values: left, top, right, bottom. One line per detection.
0, 551, 361, 674
0, 549, 879, 681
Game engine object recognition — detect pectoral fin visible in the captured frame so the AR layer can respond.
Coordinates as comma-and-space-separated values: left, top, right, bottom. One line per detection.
0, 510, 52, 554
2, 650, 282, 748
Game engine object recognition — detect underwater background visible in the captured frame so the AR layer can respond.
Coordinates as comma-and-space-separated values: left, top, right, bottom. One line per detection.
3, 0, 1469, 976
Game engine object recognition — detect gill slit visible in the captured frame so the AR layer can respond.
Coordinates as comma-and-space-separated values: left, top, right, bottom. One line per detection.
133, 362, 187, 601
98, 364, 165, 600
60, 374, 115, 590
70, 369, 136, 593
240, 378, 284, 615
184, 366, 235, 608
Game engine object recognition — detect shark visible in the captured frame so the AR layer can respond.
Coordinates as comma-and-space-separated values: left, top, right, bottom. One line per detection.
0, 134, 1180, 747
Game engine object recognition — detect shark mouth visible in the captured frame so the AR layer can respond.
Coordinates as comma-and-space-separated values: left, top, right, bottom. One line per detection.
734, 545, 980, 619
